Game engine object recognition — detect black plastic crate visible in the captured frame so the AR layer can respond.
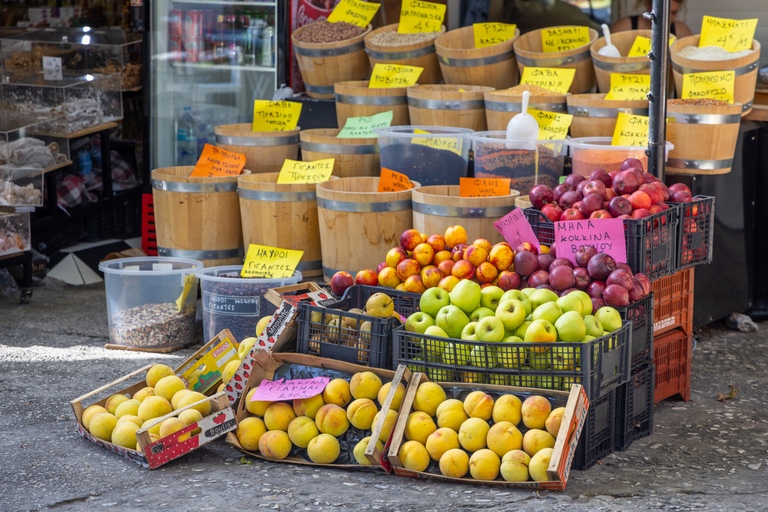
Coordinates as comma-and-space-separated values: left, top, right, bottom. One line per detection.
392, 320, 632, 401
524, 207, 679, 281
670, 196, 715, 271
572, 387, 616, 471
331, 285, 422, 318
614, 293, 654, 369
615, 363, 655, 451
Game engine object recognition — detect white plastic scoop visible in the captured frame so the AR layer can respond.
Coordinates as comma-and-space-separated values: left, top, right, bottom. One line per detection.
506, 90, 539, 145
598, 23, 621, 57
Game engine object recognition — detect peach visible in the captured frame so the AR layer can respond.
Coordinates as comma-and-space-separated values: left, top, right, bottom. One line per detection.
88, 412, 117, 441
421, 266, 444, 289
500, 449, 531, 482
258, 430, 292, 460
292, 393, 325, 419
236, 416, 267, 451
154, 375, 186, 402
489, 244, 514, 271
372, 409, 398, 443
427, 234, 447, 252
104, 394, 129, 415
355, 269, 379, 287
545, 407, 566, 437
350, 371, 382, 400
458, 417, 490, 452
405, 411, 437, 445
444, 225, 468, 249
472, 238, 492, 253
141, 419, 162, 436
475, 261, 498, 283
469, 448, 501, 481
171, 389, 191, 409
315, 404, 350, 437
287, 416, 320, 448
244, 388, 273, 416
463, 391, 494, 420
111, 422, 140, 450
398, 440, 430, 472
145, 364, 174, 387
386, 247, 408, 268
113, 400, 139, 420
413, 243, 436, 266
159, 417, 188, 439
521, 395, 552, 429
263, 402, 296, 431
452, 244, 468, 262
439, 448, 470, 478
353, 436, 383, 465
492, 394, 522, 425
116, 415, 143, 429
529, 447, 554, 481
403, 275, 427, 293
176, 391, 211, 416
451, 259, 475, 280
433, 250, 452, 266
425, 427, 460, 461
486, 421, 523, 457
346, 398, 378, 430
133, 387, 155, 402
178, 409, 203, 435
522, 428, 555, 457
396, 259, 421, 281
323, 378, 352, 407
378, 266, 402, 288
464, 245, 488, 268
437, 259, 454, 276
438, 275, 460, 293
137, 396, 173, 422
400, 229, 423, 252
413, 382, 447, 416
436, 399, 469, 432
377, 381, 405, 410
307, 433, 340, 463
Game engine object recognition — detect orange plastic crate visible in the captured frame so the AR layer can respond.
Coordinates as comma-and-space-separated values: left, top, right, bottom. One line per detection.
651, 268, 694, 337
653, 327, 691, 403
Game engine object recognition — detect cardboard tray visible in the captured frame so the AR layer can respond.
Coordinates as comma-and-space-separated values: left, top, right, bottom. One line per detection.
225, 351, 416, 471
385, 373, 590, 491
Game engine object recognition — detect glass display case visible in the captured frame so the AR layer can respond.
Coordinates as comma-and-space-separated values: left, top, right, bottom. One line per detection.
0, 210, 31, 257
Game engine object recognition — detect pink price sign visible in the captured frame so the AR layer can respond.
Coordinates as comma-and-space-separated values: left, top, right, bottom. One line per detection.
554, 218, 627, 265
249, 377, 331, 402
493, 208, 540, 252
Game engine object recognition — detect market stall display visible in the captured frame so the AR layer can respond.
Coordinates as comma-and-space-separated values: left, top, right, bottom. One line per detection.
299, 129, 380, 178
407, 85, 493, 131
0, 210, 30, 257
484, 85, 569, 131
567, 137, 672, 175
364, 24, 445, 85
214, 124, 300, 175
566, 94, 649, 138
334, 80, 410, 128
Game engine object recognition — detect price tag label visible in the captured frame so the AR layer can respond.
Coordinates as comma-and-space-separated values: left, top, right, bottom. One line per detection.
604, 73, 650, 100
459, 178, 510, 198
541, 26, 590, 53
530, 109, 573, 140
337, 110, 393, 138
190, 144, 246, 177
181, 335, 239, 393
378, 168, 414, 192
42, 56, 62, 80
326, 0, 380, 28
369, 63, 424, 88
250, 377, 331, 401
252, 100, 302, 132
554, 219, 627, 265
398, 0, 445, 34
612, 112, 649, 146
627, 35, 676, 57
413, 129, 463, 155
493, 208, 540, 252
276, 158, 334, 184
700, 16, 757, 53
241, 244, 304, 278
520, 67, 575, 94
473, 23, 517, 49
681, 71, 735, 104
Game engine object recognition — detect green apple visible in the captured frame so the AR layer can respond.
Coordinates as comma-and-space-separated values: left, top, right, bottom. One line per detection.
500, 289, 532, 317
531, 302, 563, 325
529, 288, 559, 310
521, 287, 537, 297
496, 336, 525, 368
423, 325, 449, 362
595, 306, 622, 333
527, 348, 550, 370
470, 345, 495, 367
460, 321, 479, 341
513, 320, 533, 340
495, 299, 526, 332
554, 311, 586, 342
405, 311, 434, 334
556, 294, 584, 316
537, 375, 560, 390
436, 305, 470, 339
551, 351, 574, 371
449, 279, 482, 314
583, 315, 603, 338
420, 287, 450, 319
425, 325, 449, 338
479, 285, 505, 311
476, 316, 505, 343
523, 319, 557, 345
570, 290, 594, 316
442, 342, 472, 365
578, 334, 596, 344
469, 306, 495, 323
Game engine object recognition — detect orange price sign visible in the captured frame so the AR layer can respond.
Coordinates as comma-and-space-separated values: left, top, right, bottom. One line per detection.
459, 177, 510, 197
190, 144, 246, 177
378, 168, 413, 192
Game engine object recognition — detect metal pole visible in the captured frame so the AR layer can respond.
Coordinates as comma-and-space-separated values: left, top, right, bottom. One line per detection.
646, 0, 671, 181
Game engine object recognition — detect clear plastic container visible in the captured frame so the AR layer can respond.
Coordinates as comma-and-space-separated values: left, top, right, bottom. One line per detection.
470, 131, 568, 196
197, 266, 302, 344
568, 137, 674, 176
375, 126, 473, 186
98, 257, 204, 349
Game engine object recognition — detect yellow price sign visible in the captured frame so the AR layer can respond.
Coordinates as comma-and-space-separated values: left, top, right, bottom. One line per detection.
520, 67, 575, 94
398, 0, 445, 34
604, 73, 650, 100
529, 109, 573, 140
681, 71, 735, 104
327, 0, 380, 28
473, 23, 517, 49
612, 112, 649, 147
369, 63, 424, 88
241, 244, 304, 279
541, 26, 590, 53
337, 110, 393, 138
700, 16, 757, 53
413, 129, 462, 156
276, 158, 334, 184
252, 100, 302, 132
627, 35, 676, 57
181, 335, 239, 393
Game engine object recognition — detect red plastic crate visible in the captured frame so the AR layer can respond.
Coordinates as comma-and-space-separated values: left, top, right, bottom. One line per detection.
651, 268, 694, 336
653, 328, 691, 403
141, 193, 158, 256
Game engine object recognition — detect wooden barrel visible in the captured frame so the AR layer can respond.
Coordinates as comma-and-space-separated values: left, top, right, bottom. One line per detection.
665, 101, 743, 175
515, 195, 532, 209
238, 173, 336, 278
291, 24, 372, 99
300, 128, 379, 178
214, 124, 300, 174
316, 176, 418, 281
513, 27, 598, 94
412, 186, 520, 245
671, 35, 761, 116
152, 166, 249, 267
484, 90, 569, 131
334, 80, 410, 128
567, 93, 649, 138
435, 26, 520, 89
590, 30, 674, 94
364, 23, 445, 85
407, 84, 494, 131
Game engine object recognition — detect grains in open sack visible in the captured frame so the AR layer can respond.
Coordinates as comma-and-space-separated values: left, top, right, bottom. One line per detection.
294, 21, 366, 44
367, 31, 439, 47
109, 302, 195, 348
668, 98, 732, 107
677, 45, 755, 61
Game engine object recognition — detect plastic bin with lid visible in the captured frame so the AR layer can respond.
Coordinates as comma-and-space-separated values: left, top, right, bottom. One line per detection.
568, 137, 673, 176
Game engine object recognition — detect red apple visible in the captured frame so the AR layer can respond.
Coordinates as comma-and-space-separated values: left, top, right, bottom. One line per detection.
628, 191, 652, 211
536, 284, 556, 292
631, 168, 646, 186
618, 214, 633, 220
628, 278, 646, 302
575, 245, 598, 267
553, 183, 574, 204
550, 257, 574, 269
643, 172, 658, 184
652, 181, 670, 201
541, 202, 564, 223
583, 180, 607, 199
560, 208, 585, 221
587, 253, 616, 280
560, 287, 580, 297
590, 209, 613, 219
513, 250, 539, 277
537, 253, 555, 271
573, 266, 591, 290
576, 180, 589, 197
605, 188, 618, 201
529, 270, 551, 288
621, 158, 644, 172
580, 193, 605, 217
606, 268, 634, 291
559, 190, 583, 210
668, 183, 691, 195
589, 168, 612, 188
631, 208, 651, 219
603, 283, 630, 307
331, 271, 354, 296
648, 205, 663, 215
355, 269, 379, 287
638, 184, 663, 205
613, 170, 641, 196
529, 184, 555, 209
607, 196, 633, 217
608, 170, 620, 182
635, 273, 651, 295
573, 201, 583, 211
656, 201, 670, 211
670, 190, 693, 203
616, 262, 632, 274
498, 270, 521, 291
590, 297, 605, 314
549, 243, 557, 258
549, 265, 575, 291
564, 174, 586, 188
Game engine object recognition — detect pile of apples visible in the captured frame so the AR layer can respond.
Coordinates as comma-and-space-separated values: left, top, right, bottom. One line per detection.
528, 158, 695, 222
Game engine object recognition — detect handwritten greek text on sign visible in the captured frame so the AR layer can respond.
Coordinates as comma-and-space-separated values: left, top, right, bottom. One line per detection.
42, 56, 62, 80
252, 100, 302, 132
250, 377, 331, 401
337, 110, 393, 138
378, 168, 414, 192
327, 0, 380, 28
541, 26, 590, 53
627, 35, 676, 57
473, 23, 517, 49
612, 112, 649, 147
681, 71, 735, 104
369, 63, 423, 88
520, 67, 575, 95
530, 109, 573, 140
699, 16, 757, 53
554, 218, 627, 265
398, 0, 445, 34
276, 158, 334, 184
604, 73, 650, 101
241, 244, 304, 278
460, 178, 510, 198
413, 129, 463, 155
493, 208, 540, 252
189, 144, 246, 177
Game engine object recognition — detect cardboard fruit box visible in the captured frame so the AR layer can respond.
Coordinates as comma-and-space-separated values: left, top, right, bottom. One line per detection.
70, 331, 240, 469
225, 351, 416, 471
384, 373, 590, 491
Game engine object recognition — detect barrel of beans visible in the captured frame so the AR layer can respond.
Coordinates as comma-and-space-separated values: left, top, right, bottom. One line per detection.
566, 93, 649, 138
364, 24, 445, 85
484, 84, 569, 131
334, 80, 410, 127
407, 84, 494, 131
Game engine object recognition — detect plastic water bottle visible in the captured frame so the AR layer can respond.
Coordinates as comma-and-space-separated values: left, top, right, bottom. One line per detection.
177, 107, 197, 165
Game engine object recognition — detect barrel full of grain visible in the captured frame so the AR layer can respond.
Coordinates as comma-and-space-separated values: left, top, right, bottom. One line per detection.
484, 89, 570, 131
214, 124, 300, 174
334, 80, 410, 128
566, 93, 649, 138
407, 84, 494, 131
364, 24, 445, 85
